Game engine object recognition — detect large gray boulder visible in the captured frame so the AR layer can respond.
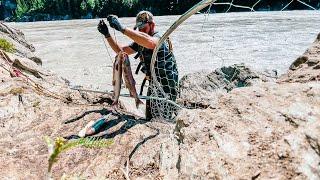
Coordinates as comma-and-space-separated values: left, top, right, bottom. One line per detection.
178, 63, 275, 107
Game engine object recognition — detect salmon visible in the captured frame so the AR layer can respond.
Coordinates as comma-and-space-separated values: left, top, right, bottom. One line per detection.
112, 54, 122, 107
112, 52, 143, 108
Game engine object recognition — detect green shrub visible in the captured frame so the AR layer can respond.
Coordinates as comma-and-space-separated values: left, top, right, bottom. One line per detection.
15, 0, 30, 19
0, 38, 15, 53
45, 136, 113, 174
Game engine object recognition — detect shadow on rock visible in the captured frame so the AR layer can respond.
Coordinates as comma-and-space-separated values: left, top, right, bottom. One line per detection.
64, 107, 151, 142
63, 108, 113, 124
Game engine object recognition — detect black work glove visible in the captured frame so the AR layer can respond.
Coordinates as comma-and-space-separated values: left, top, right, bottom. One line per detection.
97, 20, 110, 37
107, 15, 125, 33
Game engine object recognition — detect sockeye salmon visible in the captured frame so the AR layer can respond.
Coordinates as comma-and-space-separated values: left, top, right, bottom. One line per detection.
112, 52, 143, 108
112, 53, 122, 107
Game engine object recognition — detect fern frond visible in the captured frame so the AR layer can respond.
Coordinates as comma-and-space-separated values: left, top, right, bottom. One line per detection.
45, 136, 113, 173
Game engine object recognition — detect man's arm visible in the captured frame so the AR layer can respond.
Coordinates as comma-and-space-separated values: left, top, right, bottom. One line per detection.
123, 28, 158, 50
105, 36, 136, 55
98, 20, 135, 55
107, 15, 158, 50
98, 20, 120, 53
105, 36, 122, 53
122, 45, 136, 55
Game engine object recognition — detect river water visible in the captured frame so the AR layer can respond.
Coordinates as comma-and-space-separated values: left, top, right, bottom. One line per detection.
9, 10, 320, 90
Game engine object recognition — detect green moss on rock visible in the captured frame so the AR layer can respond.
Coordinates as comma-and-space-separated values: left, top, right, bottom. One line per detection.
0, 38, 15, 53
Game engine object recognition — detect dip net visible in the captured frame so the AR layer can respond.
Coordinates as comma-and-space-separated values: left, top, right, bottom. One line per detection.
148, 0, 318, 120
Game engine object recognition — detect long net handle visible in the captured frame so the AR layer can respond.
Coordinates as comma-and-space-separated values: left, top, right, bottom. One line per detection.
150, 0, 217, 100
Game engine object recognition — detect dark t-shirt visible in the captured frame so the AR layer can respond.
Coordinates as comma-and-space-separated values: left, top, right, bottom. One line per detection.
129, 32, 163, 67
129, 32, 178, 80
129, 32, 178, 101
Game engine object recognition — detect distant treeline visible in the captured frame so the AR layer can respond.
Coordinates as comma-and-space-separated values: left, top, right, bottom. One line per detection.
0, 0, 319, 21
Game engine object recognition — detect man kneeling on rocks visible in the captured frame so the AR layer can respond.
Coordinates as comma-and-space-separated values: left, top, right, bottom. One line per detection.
97, 11, 179, 120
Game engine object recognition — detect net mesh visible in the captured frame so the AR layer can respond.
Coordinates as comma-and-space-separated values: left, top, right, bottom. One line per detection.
149, 0, 318, 120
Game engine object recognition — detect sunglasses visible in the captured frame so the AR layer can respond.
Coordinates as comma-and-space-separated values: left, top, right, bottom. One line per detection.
139, 23, 149, 30
134, 22, 150, 30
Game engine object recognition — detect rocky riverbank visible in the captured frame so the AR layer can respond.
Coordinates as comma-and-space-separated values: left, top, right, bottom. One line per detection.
0, 22, 319, 179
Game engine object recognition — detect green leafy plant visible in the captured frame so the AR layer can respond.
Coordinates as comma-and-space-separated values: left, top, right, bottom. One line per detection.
29, 0, 45, 12
15, 0, 46, 20
0, 38, 15, 53
15, 0, 30, 19
80, 1, 88, 12
45, 136, 113, 174
87, 0, 96, 10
